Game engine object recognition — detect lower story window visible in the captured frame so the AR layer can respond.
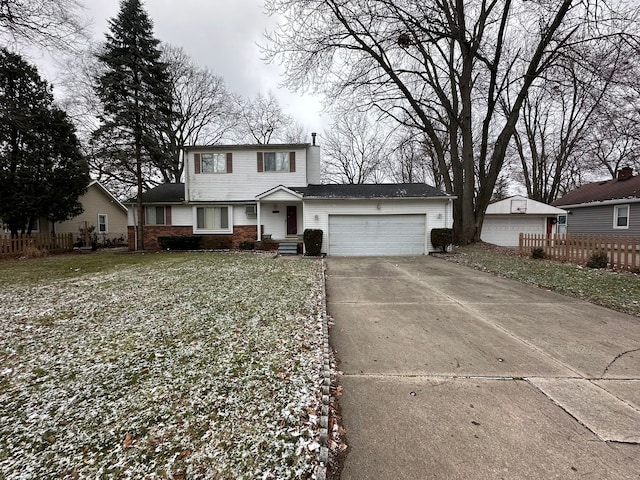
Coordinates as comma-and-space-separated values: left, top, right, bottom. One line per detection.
98, 214, 108, 233
196, 206, 230, 231
145, 206, 166, 225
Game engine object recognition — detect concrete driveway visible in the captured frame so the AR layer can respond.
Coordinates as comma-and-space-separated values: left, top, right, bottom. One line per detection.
326, 256, 640, 479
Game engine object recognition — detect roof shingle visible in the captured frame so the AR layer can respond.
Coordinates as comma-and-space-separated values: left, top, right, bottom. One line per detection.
553, 175, 640, 207
290, 183, 451, 199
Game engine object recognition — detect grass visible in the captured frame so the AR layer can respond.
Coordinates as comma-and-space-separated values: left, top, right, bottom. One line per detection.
440, 243, 640, 317
0, 251, 324, 479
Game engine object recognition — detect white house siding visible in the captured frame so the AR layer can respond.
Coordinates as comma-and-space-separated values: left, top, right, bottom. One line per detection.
127, 205, 192, 226
306, 146, 321, 184
302, 199, 452, 254
187, 149, 309, 202
481, 216, 546, 247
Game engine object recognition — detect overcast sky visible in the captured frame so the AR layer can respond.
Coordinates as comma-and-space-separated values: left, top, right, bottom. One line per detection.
31, 0, 328, 139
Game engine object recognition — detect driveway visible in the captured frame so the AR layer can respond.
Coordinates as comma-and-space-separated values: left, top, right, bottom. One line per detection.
327, 256, 640, 479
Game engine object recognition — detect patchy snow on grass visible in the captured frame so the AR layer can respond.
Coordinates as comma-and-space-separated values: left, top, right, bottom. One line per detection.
0, 253, 324, 479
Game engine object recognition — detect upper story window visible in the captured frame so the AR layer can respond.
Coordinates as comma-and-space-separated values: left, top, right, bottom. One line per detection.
202, 153, 227, 173
194, 152, 232, 174
614, 205, 629, 229
257, 151, 296, 173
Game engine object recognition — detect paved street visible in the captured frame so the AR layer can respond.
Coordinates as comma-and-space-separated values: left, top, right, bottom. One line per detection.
327, 256, 640, 479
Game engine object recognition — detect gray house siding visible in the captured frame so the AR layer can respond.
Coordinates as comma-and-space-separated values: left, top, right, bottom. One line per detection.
566, 202, 640, 236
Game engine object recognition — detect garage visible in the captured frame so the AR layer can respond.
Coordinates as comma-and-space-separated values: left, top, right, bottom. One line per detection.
481, 216, 545, 247
328, 214, 426, 256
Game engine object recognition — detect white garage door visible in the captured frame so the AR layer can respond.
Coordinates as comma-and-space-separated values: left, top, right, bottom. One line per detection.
481, 216, 544, 247
328, 214, 426, 256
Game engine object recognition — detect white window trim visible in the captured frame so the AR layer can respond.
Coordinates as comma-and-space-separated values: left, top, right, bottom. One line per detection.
193, 205, 233, 234
145, 206, 167, 226
98, 213, 108, 234
613, 204, 630, 229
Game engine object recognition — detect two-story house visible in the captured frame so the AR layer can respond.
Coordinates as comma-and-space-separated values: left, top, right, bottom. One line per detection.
127, 137, 455, 255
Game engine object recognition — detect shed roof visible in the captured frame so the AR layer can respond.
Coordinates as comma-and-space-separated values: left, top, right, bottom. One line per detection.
553, 174, 640, 207
290, 183, 452, 199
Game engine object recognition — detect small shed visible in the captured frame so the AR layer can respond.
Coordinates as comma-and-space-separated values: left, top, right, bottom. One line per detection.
481, 195, 567, 247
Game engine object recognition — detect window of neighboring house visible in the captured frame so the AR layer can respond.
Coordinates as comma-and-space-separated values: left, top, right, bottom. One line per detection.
195, 206, 231, 232
264, 152, 289, 172
614, 205, 630, 229
201, 153, 227, 173
29, 218, 39, 233
145, 206, 166, 225
98, 214, 108, 234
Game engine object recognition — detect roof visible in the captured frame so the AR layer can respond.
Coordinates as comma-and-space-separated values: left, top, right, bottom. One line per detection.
553, 174, 640, 207
486, 195, 566, 215
289, 183, 452, 199
184, 143, 311, 152
125, 183, 185, 204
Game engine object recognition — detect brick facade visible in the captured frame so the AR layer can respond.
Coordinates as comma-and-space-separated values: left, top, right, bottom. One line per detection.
128, 225, 259, 251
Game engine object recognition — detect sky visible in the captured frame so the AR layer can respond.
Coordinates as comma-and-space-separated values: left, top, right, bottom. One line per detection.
30, 0, 328, 140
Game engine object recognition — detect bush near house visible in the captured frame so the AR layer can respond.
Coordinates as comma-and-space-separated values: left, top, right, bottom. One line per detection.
586, 251, 609, 269
201, 235, 233, 250
303, 229, 323, 256
158, 235, 203, 250
431, 228, 453, 253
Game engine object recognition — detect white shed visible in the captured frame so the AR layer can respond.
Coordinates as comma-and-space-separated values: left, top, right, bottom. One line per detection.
481, 195, 567, 247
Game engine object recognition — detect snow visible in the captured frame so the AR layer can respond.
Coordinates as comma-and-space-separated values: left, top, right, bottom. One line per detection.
0, 253, 324, 479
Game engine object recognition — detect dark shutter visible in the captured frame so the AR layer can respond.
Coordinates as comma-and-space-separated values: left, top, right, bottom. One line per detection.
226, 152, 233, 173
257, 152, 263, 172
141, 206, 146, 225
165, 206, 172, 226
290, 152, 296, 172
194, 153, 201, 174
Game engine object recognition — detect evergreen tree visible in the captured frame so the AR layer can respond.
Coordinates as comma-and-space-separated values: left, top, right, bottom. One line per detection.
94, 0, 172, 250
0, 48, 89, 236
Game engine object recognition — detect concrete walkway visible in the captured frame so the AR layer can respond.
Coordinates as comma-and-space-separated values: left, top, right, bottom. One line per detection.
326, 256, 640, 479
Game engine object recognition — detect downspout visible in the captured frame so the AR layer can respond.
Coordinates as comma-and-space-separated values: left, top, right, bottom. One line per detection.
257, 200, 262, 241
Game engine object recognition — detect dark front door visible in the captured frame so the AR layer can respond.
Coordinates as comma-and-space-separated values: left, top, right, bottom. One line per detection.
286, 206, 297, 236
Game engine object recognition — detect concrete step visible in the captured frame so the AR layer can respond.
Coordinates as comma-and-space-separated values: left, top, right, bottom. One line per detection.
278, 242, 298, 255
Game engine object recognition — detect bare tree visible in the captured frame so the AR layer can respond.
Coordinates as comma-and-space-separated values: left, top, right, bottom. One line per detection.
0, 0, 88, 52
234, 91, 296, 144
322, 109, 393, 184
386, 129, 446, 188
264, 0, 637, 244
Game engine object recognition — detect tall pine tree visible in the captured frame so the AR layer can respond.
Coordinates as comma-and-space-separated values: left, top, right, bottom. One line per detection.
0, 48, 89, 235
94, 0, 172, 250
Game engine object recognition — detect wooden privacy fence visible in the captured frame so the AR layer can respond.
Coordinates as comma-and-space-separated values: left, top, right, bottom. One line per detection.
0, 233, 74, 257
519, 233, 639, 271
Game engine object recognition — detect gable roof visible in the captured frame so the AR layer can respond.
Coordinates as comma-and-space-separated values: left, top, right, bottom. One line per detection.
290, 183, 452, 199
125, 183, 185, 204
553, 174, 640, 207
184, 143, 310, 152
88, 180, 127, 213
256, 185, 303, 200
486, 195, 566, 215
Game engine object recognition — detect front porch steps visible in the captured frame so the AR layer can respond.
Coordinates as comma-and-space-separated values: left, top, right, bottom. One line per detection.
277, 242, 298, 256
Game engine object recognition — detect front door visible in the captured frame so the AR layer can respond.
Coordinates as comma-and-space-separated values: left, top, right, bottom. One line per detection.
286, 206, 297, 236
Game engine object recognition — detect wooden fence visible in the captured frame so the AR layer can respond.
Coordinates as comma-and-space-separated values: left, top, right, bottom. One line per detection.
519, 233, 640, 271
0, 233, 74, 257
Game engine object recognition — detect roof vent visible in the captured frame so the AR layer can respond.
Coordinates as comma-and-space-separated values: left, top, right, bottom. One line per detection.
617, 166, 633, 181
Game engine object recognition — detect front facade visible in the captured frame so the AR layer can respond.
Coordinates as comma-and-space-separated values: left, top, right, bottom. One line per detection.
481, 195, 567, 247
127, 141, 454, 255
553, 167, 640, 237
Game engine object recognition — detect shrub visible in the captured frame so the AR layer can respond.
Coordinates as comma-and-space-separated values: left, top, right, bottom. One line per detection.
256, 239, 278, 251
431, 228, 453, 253
238, 240, 255, 250
530, 247, 545, 259
586, 251, 609, 269
158, 235, 202, 250
201, 235, 233, 250
303, 229, 323, 256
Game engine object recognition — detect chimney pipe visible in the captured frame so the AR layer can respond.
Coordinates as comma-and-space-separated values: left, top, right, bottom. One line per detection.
311, 132, 317, 146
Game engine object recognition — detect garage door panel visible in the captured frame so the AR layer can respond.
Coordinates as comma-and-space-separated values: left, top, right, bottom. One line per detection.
329, 215, 425, 256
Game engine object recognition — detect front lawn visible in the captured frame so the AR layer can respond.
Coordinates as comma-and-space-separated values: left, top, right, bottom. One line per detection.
441, 243, 640, 317
0, 252, 324, 479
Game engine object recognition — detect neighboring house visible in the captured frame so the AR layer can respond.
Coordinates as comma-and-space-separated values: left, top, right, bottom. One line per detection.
552, 166, 640, 237
126, 138, 455, 255
2, 181, 127, 243
481, 195, 567, 247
